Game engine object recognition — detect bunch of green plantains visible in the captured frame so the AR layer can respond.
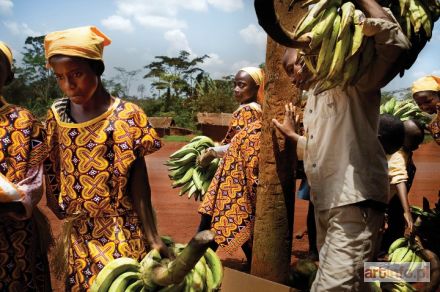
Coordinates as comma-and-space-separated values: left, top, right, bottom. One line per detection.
166, 136, 219, 201
254, 0, 439, 94
380, 97, 432, 124
91, 231, 223, 292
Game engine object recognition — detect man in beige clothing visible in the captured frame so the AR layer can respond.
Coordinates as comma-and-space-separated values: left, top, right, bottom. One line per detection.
272, 0, 411, 289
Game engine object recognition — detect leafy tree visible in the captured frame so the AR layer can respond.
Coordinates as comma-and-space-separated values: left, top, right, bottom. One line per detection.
144, 50, 209, 112
113, 67, 140, 97
4, 35, 61, 118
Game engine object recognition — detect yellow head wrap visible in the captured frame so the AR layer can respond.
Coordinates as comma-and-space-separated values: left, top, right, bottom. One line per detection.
0, 41, 13, 68
412, 75, 440, 94
240, 66, 265, 105
44, 26, 111, 67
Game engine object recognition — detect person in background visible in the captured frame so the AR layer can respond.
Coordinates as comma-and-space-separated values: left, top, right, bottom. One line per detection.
271, 0, 410, 288
43, 26, 170, 290
0, 41, 52, 291
197, 67, 264, 232
412, 75, 440, 145
379, 116, 425, 253
197, 68, 265, 267
197, 67, 264, 166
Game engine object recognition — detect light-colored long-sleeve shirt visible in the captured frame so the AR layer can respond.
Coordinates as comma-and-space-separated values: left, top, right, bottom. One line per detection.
297, 17, 411, 211
387, 149, 409, 198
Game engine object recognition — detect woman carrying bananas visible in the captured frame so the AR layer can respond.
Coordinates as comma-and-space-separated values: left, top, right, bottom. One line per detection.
43, 26, 171, 291
412, 75, 440, 145
197, 67, 264, 168
0, 42, 52, 291
197, 68, 265, 266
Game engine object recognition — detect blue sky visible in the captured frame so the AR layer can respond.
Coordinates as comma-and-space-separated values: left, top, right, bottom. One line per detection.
1, 0, 439, 96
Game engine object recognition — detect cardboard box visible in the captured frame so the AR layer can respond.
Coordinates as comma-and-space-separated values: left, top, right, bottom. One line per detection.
221, 267, 298, 292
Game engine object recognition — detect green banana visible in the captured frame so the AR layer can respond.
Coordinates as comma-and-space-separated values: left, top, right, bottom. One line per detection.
90, 257, 140, 292
108, 271, 140, 292
179, 180, 195, 197
172, 167, 195, 188
316, 14, 341, 79
341, 51, 360, 88
126, 279, 144, 292
346, 10, 365, 59
169, 147, 198, 160
192, 168, 204, 192
191, 268, 205, 291
204, 248, 223, 290
308, 6, 338, 50
172, 152, 197, 166
388, 237, 408, 255
338, 2, 356, 41
327, 20, 352, 80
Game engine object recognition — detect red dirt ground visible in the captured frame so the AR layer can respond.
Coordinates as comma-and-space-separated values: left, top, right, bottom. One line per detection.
40, 141, 440, 290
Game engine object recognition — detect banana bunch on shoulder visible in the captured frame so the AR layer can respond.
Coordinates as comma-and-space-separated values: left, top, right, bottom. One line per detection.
293, 0, 375, 94
292, 0, 439, 93
380, 97, 432, 124
166, 136, 220, 201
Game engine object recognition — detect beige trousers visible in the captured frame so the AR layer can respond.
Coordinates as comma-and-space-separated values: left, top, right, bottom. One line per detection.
311, 204, 384, 292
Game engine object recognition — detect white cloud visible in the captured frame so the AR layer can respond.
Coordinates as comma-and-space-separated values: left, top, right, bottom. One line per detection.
207, 0, 244, 12
101, 15, 134, 32
3, 21, 41, 36
0, 0, 13, 14
136, 15, 186, 30
203, 53, 224, 66
164, 29, 192, 54
239, 24, 267, 49
231, 60, 257, 73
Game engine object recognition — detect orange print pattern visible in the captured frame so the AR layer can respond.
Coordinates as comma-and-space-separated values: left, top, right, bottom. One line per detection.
199, 121, 261, 254
0, 101, 50, 291
45, 98, 161, 291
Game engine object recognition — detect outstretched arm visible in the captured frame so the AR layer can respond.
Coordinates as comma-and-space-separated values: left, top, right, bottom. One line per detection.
130, 157, 173, 259
395, 182, 413, 232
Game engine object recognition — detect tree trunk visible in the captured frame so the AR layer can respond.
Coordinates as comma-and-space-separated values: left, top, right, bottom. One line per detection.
251, 0, 304, 284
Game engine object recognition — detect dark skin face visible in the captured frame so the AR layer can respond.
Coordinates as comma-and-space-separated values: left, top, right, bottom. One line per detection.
413, 90, 439, 114
50, 55, 111, 123
233, 71, 259, 104
282, 48, 313, 91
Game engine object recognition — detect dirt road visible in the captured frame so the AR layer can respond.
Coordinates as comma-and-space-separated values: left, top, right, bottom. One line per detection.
41, 141, 440, 290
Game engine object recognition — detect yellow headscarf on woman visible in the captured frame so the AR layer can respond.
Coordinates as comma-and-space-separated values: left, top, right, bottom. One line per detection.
44, 26, 111, 67
0, 41, 13, 68
412, 75, 440, 94
240, 66, 265, 105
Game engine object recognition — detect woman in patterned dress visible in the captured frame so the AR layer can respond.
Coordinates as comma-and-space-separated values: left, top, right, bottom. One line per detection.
43, 26, 170, 291
197, 67, 264, 265
0, 42, 52, 291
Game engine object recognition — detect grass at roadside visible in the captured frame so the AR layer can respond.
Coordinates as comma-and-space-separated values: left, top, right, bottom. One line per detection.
162, 135, 193, 142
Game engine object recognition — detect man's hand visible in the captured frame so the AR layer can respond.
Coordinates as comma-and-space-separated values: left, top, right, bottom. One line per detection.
403, 210, 414, 233
272, 103, 301, 143
197, 148, 216, 168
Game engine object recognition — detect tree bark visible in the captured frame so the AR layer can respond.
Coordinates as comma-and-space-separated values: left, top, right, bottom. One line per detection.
251, 0, 304, 284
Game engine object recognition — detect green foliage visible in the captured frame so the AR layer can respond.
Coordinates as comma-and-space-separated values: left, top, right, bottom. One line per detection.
3, 35, 61, 119
162, 135, 193, 142
2, 39, 239, 127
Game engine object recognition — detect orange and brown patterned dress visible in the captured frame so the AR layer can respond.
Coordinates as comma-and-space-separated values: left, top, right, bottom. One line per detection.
428, 102, 440, 145
221, 102, 262, 145
0, 97, 51, 291
45, 98, 161, 291
199, 121, 261, 254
